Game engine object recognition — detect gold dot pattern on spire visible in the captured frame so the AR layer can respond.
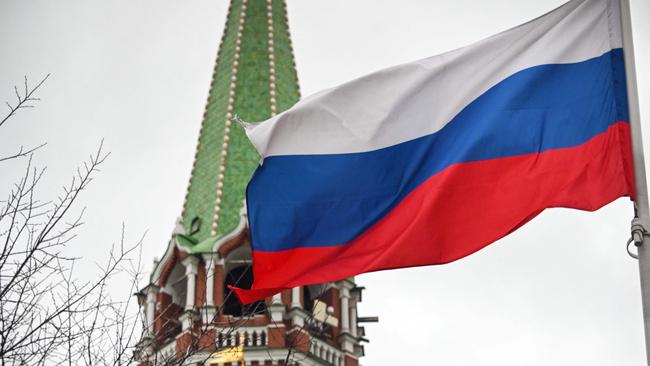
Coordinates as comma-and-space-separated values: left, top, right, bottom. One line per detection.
181, 0, 301, 243
267, 0, 278, 116
210, 0, 249, 237
181, 2, 236, 218
282, 0, 301, 99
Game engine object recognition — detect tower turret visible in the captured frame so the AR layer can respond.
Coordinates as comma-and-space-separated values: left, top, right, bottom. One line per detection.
181, 0, 300, 244
137, 1, 372, 365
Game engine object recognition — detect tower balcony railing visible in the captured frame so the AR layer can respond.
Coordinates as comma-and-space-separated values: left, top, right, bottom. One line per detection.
309, 336, 345, 366
215, 326, 268, 348
155, 339, 177, 362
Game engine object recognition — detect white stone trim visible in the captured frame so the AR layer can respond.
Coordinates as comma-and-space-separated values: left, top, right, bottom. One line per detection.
202, 253, 216, 307
182, 256, 200, 311
339, 286, 350, 334
349, 301, 358, 338
179, 311, 195, 331
210, 204, 248, 253
144, 285, 158, 337
310, 337, 345, 366
212, 326, 268, 348
155, 339, 177, 363
150, 234, 180, 286
291, 287, 301, 309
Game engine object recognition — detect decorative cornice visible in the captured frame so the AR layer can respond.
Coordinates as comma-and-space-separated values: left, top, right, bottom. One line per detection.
150, 237, 179, 286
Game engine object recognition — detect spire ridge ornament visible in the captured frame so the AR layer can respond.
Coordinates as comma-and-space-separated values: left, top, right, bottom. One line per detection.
211, 0, 249, 236
267, 0, 278, 116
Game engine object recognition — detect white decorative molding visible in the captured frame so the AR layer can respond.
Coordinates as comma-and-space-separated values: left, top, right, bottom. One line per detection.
202, 253, 216, 307
172, 217, 185, 235
182, 256, 200, 311
211, 203, 248, 253
337, 280, 355, 353
349, 301, 358, 338
269, 293, 285, 323
144, 284, 159, 337
178, 310, 195, 332
339, 286, 350, 334
154, 338, 176, 362
213, 326, 268, 348
310, 336, 345, 366
150, 231, 181, 286
288, 306, 314, 330
291, 287, 301, 309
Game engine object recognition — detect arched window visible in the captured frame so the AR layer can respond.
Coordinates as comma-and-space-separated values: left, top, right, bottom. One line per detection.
223, 245, 266, 316
164, 263, 187, 309
304, 283, 327, 314
303, 286, 314, 313
157, 262, 186, 340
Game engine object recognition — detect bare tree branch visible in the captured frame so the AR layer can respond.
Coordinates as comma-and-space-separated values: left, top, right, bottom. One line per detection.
1, 74, 49, 129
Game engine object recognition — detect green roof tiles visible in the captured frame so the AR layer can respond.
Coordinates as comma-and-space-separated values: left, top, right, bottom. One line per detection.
182, 0, 300, 247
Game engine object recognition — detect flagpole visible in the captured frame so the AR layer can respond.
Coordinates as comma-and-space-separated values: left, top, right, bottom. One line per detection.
620, 0, 650, 363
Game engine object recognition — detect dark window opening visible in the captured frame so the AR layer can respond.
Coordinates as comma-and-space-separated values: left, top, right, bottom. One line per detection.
223, 265, 266, 316
303, 286, 314, 313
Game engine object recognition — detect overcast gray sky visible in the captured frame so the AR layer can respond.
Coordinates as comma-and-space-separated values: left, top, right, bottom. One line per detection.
1, 0, 649, 364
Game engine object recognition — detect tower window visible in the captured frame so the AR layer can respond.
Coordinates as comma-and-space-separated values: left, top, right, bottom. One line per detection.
303, 286, 314, 313
223, 265, 266, 316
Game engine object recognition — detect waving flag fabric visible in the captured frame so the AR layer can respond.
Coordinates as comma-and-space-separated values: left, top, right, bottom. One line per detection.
232, 0, 634, 303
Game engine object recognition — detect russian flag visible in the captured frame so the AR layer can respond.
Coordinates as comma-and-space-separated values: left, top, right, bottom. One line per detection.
232, 0, 634, 303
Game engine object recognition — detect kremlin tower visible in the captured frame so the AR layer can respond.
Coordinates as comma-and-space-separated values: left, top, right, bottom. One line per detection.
136, 1, 374, 365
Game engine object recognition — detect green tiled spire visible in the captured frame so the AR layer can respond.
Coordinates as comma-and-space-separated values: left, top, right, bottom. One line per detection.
181, 0, 300, 246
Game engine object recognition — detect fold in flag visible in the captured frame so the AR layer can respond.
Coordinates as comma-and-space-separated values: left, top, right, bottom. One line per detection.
231, 0, 634, 303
